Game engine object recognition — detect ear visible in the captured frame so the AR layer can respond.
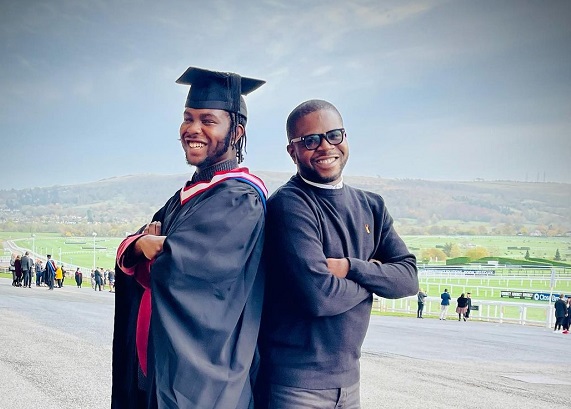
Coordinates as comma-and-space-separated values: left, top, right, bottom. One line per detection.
233, 123, 245, 144
286, 143, 297, 164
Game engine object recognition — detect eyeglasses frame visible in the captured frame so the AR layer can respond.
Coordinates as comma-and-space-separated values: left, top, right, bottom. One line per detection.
289, 128, 346, 151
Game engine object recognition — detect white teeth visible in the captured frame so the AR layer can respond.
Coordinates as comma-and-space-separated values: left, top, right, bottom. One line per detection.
316, 158, 335, 164
188, 142, 205, 149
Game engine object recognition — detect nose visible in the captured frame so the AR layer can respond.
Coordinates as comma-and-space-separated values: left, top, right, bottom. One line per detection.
180, 119, 201, 137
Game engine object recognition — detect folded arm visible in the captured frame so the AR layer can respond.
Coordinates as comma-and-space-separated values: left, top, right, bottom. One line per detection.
267, 195, 371, 318
345, 210, 418, 299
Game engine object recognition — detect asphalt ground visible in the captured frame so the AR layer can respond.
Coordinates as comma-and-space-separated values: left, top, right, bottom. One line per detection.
0, 277, 568, 409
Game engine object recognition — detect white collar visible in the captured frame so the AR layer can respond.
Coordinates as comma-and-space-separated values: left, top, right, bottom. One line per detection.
300, 175, 344, 190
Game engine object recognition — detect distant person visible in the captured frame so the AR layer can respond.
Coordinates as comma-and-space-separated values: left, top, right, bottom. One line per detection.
61, 265, 66, 286
93, 267, 102, 291
102, 269, 108, 291
9, 254, 16, 286
45, 255, 56, 290
257, 99, 418, 408
563, 298, 571, 335
14, 255, 22, 287
35, 260, 43, 287
465, 292, 473, 320
417, 288, 427, 318
108, 269, 115, 293
439, 288, 451, 320
75, 268, 83, 288
554, 294, 567, 332
20, 251, 33, 288
456, 293, 468, 321
55, 264, 63, 288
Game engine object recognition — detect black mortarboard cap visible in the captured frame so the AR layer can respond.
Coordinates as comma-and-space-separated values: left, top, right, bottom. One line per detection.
176, 67, 265, 119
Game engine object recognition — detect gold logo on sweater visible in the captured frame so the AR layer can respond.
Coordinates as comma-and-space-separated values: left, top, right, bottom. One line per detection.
365, 224, 370, 234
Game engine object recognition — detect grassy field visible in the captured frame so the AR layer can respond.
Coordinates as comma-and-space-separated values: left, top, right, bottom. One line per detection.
2, 232, 569, 269
1, 232, 569, 323
1, 232, 121, 270
405, 235, 570, 261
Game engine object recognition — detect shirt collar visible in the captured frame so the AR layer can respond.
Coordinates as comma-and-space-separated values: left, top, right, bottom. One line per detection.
300, 175, 344, 190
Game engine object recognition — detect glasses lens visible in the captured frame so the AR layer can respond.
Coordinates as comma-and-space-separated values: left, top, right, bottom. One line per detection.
304, 134, 322, 150
326, 129, 344, 145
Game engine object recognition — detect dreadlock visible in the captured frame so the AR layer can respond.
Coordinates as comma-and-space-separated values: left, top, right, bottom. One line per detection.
229, 112, 248, 164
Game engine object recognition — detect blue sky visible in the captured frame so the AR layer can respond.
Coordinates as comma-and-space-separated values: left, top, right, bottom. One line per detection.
1, 0, 570, 189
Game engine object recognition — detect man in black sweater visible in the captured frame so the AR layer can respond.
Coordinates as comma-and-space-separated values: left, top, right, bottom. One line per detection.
258, 99, 418, 408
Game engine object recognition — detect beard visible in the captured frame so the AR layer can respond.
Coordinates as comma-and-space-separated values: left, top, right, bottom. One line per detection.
185, 130, 233, 169
297, 156, 347, 184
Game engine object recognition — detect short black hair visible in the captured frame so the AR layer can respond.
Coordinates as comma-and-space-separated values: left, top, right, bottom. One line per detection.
286, 99, 342, 140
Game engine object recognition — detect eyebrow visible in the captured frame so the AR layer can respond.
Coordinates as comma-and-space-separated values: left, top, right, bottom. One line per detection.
199, 113, 219, 120
183, 111, 222, 121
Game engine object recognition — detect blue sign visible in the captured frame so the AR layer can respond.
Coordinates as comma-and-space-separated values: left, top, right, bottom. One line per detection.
532, 293, 571, 302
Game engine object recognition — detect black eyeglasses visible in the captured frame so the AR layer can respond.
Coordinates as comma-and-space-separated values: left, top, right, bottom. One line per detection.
289, 128, 345, 150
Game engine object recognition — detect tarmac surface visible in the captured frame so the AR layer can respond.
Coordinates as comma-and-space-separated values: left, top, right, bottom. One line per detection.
0, 277, 568, 409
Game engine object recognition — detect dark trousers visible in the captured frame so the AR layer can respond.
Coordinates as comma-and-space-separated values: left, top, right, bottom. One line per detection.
555, 316, 565, 331
417, 302, 424, 317
23, 270, 31, 287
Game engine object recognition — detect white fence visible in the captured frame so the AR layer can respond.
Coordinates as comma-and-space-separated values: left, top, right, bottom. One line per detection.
373, 296, 553, 327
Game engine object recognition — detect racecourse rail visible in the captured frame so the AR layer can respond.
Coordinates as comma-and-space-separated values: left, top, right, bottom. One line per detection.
374, 266, 570, 328
3, 240, 568, 328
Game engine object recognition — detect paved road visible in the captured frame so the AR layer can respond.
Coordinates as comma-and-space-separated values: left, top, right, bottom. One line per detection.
0, 278, 568, 408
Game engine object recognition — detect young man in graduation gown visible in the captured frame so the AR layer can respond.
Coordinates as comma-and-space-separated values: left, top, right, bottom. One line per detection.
112, 67, 267, 409
257, 100, 418, 408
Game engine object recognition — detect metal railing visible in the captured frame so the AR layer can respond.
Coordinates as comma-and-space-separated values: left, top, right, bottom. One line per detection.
373, 296, 553, 327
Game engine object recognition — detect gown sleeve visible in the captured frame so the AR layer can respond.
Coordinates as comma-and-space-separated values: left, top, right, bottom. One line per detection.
150, 182, 266, 409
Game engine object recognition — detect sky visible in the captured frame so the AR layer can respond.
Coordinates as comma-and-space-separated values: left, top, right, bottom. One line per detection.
1, 0, 570, 190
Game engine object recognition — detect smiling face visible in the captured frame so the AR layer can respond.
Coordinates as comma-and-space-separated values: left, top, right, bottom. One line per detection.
287, 108, 348, 185
179, 108, 243, 169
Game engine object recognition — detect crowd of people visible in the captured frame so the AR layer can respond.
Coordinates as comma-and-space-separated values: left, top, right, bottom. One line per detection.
8, 252, 114, 293
415, 288, 474, 321
90, 267, 115, 292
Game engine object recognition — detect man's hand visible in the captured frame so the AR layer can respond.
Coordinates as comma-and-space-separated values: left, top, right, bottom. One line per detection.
370, 258, 382, 266
135, 221, 166, 260
326, 257, 349, 278
143, 221, 162, 235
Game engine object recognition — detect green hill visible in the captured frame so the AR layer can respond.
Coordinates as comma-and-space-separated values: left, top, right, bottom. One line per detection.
1, 173, 569, 237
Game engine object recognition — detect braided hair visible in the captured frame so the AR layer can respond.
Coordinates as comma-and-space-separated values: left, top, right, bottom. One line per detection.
229, 112, 248, 163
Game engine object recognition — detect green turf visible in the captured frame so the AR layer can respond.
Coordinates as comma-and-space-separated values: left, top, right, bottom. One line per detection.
2, 232, 569, 324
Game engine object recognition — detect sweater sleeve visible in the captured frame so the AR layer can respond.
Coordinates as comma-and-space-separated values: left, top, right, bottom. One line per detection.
267, 192, 371, 317
345, 204, 418, 299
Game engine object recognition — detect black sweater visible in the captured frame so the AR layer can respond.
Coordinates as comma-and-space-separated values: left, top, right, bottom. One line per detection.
260, 175, 418, 389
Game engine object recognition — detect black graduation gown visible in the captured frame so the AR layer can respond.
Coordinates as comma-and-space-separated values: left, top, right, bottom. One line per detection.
112, 178, 265, 409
